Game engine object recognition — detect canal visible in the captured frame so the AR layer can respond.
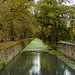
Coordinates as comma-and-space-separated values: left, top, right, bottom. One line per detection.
0, 53, 75, 75
0, 38, 75, 75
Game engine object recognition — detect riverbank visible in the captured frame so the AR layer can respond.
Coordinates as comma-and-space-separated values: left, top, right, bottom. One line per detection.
0, 38, 33, 70
0, 38, 75, 71
0, 39, 31, 50
21, 38, 75, 70
44, 50, 75, 70
57, 41, 75, 61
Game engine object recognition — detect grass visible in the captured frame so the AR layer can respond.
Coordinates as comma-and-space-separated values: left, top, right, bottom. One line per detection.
0, 39, 27, 50
49, 50, 61, 54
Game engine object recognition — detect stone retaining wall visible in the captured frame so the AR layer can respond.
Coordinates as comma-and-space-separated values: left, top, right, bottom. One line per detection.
57, 42, 75, 61
0, 38, 33, 69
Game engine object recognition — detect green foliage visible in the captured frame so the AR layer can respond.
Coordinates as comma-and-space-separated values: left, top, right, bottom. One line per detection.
0, 0, 74, 44
2, 60, 7, 68
0, 0, 39, 41
34, 0, 75, 46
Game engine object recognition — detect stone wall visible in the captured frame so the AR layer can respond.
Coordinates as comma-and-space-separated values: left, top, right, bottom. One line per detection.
57, 42, 75, 61
0, 38, 33, 69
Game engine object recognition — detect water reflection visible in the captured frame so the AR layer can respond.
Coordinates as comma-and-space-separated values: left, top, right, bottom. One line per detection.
64, 69, 71, 75
29, 53, 40, 75
0, 53, 75, 75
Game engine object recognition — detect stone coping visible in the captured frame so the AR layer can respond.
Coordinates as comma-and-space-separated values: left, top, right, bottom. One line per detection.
58, 41, 75, 46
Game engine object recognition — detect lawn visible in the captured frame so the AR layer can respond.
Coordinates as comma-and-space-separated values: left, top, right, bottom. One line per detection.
0, 39, 26, 49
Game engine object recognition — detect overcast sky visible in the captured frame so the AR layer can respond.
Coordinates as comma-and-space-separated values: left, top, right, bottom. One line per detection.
35, 0, 75, 5
65, 0, 75, 6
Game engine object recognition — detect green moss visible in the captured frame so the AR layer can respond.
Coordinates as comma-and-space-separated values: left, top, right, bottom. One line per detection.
49, 50, 61, 54
71, 50, 74, 56
2, 61, 7, 68
0, 60, 7, 70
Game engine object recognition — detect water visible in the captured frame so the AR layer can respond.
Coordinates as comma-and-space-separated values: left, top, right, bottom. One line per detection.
0, 38, 75, 75
0, 52, 75, 75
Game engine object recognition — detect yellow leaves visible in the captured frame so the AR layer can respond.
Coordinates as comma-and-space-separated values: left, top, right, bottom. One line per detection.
0, 0, 39, 39
67, 24, 71, 28
0, 30, 3, 35
0, 30, 4, 39
50, 18, 53, 24
0, 1, 10, 14
48, 25, 52, 29
73, 25, 75, 36
6, 0, 21, 9
68, 23, 75, 36
43, 25, 52, 38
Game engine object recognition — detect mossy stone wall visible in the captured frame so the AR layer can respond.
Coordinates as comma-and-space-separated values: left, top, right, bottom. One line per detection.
57, 42, 75, 61
0, 38, 33, 69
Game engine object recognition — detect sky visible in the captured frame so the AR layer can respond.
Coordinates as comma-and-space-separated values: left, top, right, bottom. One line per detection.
35, 0, 75, 5
64, 0, 75, 6
71, 0, 75, 5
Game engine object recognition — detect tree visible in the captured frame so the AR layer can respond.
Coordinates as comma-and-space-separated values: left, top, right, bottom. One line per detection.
34, 0, 75, 46
0, 0, 39, 41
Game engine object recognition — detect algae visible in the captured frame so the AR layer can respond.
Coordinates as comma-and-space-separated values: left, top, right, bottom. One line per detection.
21, 38, 48, 52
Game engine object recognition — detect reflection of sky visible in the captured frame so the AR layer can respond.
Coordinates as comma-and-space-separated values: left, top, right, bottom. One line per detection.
64, 69, 71, 75
34, 0, 75, 5
61, 64, 72, 75
29, 53, 41, 75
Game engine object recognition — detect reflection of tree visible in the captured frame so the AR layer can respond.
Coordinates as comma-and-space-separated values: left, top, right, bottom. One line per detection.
0, 52, 35, 75
40, 53, 75, 75
56, 59, 75, 75
40, 53, 57, 75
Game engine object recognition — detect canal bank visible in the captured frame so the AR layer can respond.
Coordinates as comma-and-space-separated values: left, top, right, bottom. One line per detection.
0, 51, 75, 75
21, 38, 75, 71
46, 50, 75, 70
57, 41, 75, 61
43, 41, 75, 70
0, 38, 33, 70
0, 38, 75, 73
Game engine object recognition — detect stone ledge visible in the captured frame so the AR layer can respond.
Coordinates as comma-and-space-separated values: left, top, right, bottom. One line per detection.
57, 41, 75, 61
58, 41, 75, 46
